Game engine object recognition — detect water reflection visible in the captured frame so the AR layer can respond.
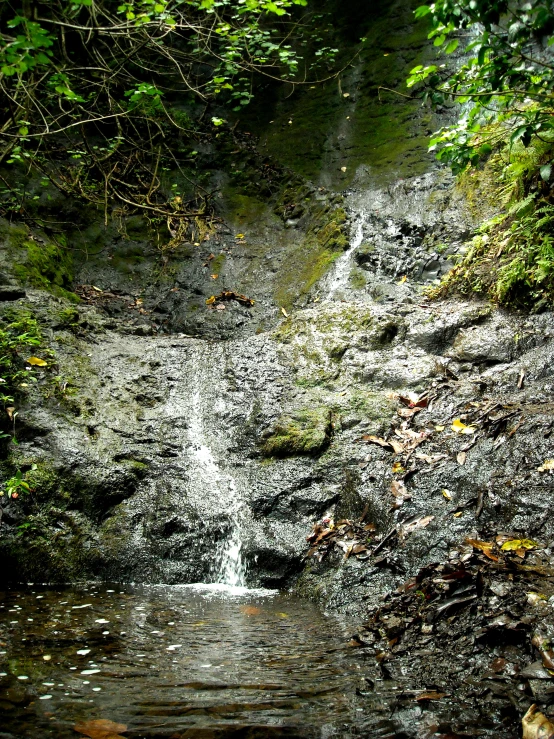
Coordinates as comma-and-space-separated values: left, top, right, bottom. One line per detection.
0, 584, 366, 738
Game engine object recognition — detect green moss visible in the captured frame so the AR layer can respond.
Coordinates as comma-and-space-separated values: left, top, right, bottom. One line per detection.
262, 407, 332, 458
6, 230, 78, 301
431, 131, 554, 308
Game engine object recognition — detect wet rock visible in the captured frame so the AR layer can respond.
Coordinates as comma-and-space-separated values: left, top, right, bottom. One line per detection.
0, 286, 26, 301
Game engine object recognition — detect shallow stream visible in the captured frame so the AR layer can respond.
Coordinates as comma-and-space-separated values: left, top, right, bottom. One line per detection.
0, 584, 371, 738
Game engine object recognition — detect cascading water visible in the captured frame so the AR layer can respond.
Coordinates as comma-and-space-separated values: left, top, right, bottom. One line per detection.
186, 357, 247, 588
322, 213, 368, 300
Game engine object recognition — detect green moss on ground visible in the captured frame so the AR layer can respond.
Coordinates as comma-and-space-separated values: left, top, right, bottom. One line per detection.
262, 407, 332, 458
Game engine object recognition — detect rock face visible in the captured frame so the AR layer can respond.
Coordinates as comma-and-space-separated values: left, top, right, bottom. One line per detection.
1, 0, 554, 634
2, 163, 554, 621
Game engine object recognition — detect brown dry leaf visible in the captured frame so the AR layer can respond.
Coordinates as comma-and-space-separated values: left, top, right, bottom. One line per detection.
6, 406, 15, 420
26, 356, 47, 367
74, 719, 127, 738
399, 393, 428, 409
415, 692, 446, 702
361, 435, 396, 452
240, 605, 261, 616
400, 515, 434, 538
465, 538, 499, 562
522, 704, 554, 739
210, 274, 218, 280
391, 479, 411, 503
457, 451, 467, 465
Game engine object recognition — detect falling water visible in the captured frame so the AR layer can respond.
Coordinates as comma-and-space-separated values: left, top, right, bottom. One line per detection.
187, 368, 246, 588
323, 213, 368, 300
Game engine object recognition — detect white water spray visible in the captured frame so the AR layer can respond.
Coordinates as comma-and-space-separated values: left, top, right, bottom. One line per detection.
187, 372, 246, 587
322, 213, 367, 300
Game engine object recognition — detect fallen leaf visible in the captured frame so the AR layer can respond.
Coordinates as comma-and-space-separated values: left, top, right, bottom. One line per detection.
537, 460, 554, 472
340, 166, 347, 172
435, 425, 445, 432
281, 307, 289, 318
397, 275, 408, 285
6, 406, 15, 420
235, 233, 245, 239
391, 479, 411, 502
501, 538, 538, 551
240, 605, 261, 616
457, 451, 467, 465
26, 356, 47, 367
442, 489, 452, 500
206, 295, 216, 305
452, 418, 475, 435
277, 612, 289, 618
210, 274, 218, 279
91, 286, 103, 292
392, 461, 405, 474
453, 511, 463, 518
518, 368, 526, 389
415, 691, 446, 701
465, 538, 499, 561
74, 719, 127, 738
399, 515, 434, 538
522, 704, 554, 739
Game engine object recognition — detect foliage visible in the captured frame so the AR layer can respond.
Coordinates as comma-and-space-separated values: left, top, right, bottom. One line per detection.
0, 0, 329, 236
1, 465, 36, 499
428, 134, 554, 306
0, 309, 43, 410
407, 1, 554, 174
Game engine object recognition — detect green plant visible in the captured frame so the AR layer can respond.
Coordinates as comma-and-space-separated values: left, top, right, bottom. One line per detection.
0, 0, 335, 230
0, 310, 43, 408
408, 1, 554, 176
2, 465, 37, 499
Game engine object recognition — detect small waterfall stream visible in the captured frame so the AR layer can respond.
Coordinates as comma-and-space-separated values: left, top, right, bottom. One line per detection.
186, 353, 246, 588
322, 213, 368, 300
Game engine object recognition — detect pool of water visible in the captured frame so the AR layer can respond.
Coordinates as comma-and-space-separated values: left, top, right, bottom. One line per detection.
0, 583, 369, 738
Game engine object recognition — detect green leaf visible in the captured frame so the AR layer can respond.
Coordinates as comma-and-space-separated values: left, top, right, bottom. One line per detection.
445, 38, 459, 54
415, 5, 432, 18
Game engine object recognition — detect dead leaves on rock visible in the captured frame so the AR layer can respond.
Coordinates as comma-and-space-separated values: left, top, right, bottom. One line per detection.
74, 719, 127, 739
523, 704, 554, 739
206, 290, 254, 308
305, 518, 375, 562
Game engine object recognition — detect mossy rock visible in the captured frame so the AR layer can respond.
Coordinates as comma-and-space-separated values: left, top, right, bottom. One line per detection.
262, 407, 332, 458
0, 219, 78, 301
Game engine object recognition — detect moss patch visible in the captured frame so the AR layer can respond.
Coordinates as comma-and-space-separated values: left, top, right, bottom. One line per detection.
262, 407, 332, 458
0, 220, 77, 301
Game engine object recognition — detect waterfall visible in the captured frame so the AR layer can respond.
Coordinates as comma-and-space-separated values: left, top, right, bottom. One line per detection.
186, 359, 246, 588
322, 213, 367, 300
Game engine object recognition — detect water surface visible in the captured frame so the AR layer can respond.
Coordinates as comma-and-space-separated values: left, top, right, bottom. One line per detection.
0, 584, 367, 738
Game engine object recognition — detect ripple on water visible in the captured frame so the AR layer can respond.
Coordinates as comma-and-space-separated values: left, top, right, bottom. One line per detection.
0, 584, 367, 738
